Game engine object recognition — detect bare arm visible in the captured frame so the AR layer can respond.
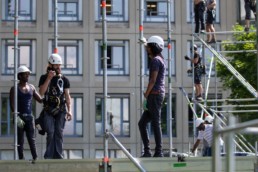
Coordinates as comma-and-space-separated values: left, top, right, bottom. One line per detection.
192, 139, 201, 153
144, 70, 158, 98
31, 84, 43, 103
208, 0, 216, 9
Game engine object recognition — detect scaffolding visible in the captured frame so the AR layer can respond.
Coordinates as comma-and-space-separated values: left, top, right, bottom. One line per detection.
187, 1, 258, 167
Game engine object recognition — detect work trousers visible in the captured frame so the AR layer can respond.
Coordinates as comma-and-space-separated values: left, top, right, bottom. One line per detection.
138, 94, 164, 154
194, 1, 205, 33
43, 110, 66, 159
17, 115, 37, 160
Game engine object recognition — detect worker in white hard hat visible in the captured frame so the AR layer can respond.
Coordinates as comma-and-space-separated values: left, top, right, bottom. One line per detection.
191, 118, 213, 156
10, 65, 43, 163
203, 114, 224, 155
38, 53, 72, 159
204, 115, 214, 124
138, 36, 166, 158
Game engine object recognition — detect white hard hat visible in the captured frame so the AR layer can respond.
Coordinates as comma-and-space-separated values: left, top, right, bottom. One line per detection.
17, 65, 31, 74
190, 44, 198, 51
205, 115, 214, 123
147, 36, 164, 50
195, 118, 204, 128
48, 53, 62, 65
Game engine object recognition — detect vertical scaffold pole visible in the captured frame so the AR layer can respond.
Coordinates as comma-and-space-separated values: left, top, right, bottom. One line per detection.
13, 0, 19, 160
101, 1, 109, 172
255, 3, 258, 90
54, 0, 58, 53
166, 0, 173, 157
139, 0, 145, 155
191, 0, 197, 154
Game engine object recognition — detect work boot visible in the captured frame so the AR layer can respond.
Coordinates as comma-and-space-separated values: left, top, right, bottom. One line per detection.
153, 152, 164, 158
141, 152, 152, 158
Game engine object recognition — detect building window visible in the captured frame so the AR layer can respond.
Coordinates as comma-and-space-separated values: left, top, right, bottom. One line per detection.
49, 0, 82, 21
144, 0, 175, 22
63, 149, 83, 159
63, 94, 83, 137
148, 94, 176, 137
95, 149, 128, 158
95, 94, 130, 137
95, 0, 129, 22
95, 40, 129, 76
145, 41, 176, 76
2, 40, 36, 75
49, 40, 83, 75
187, 0, 220, 23
0, 94, 13, 137
3, 0, 36, 21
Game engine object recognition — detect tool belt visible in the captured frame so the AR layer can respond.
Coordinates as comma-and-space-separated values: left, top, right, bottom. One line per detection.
44, 105, 65, 116
43, 96, 66, 116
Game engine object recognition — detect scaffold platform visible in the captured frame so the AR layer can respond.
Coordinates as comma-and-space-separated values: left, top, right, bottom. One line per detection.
0, 156, 256, 172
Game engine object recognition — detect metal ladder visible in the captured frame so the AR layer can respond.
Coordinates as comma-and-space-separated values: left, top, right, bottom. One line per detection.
194, 34, 258, 98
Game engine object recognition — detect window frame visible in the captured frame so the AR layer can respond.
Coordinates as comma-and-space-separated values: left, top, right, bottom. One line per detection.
95, 0, 129, 22
95, 94, 130, 137
95, 40, 129, 76
63, 149, 83, 159
48, 0, 82, 21
3, 0, 35, 21
63, 94, 83, 137
49, 39, 83, 76
144, 0, 175, 23
2, 39, 35, 75
95, 149, 129, 158
0, 94, 13, 137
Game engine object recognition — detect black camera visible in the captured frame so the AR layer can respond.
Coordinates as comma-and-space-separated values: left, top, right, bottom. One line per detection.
184, 55, 190, 60
47, 66, 54, 72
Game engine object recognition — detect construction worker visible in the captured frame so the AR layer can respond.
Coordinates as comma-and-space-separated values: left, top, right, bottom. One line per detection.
185, 45, 203, 101
244, 0, 256, 32
205, 0, 217, 43
204, 115, 224, 153
138, 36, 166, 158
10, 66, 43, 163
38, 53, 72, 159
192, 118, 213, 156
194, 0, 206, 34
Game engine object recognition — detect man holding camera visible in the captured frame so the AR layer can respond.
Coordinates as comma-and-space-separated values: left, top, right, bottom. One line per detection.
38, 53, 72, 159
184, 45, 203, 101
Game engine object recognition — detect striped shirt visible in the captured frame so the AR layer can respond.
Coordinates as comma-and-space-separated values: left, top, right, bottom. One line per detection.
198, 124, 213, 147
